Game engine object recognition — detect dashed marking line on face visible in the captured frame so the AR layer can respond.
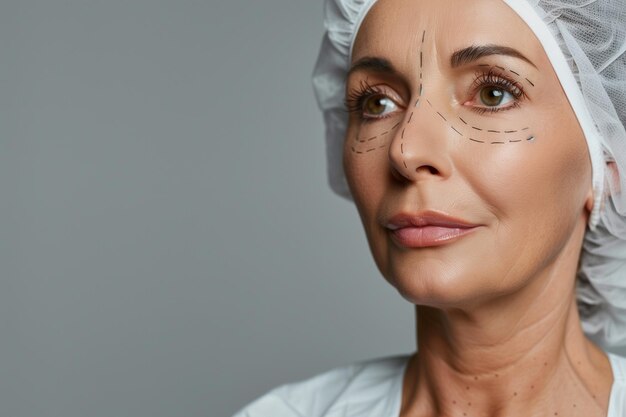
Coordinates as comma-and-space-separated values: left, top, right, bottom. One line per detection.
350, 31, 536, 157
451, 126, 463, 136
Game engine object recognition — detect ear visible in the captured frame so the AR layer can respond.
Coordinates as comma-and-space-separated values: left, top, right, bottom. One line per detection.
584, 185, 594, 214
586, 160, 620, 214
607, 160, 620, 194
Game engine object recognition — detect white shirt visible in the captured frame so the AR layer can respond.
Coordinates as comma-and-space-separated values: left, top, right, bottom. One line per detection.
232, 352, 626, 417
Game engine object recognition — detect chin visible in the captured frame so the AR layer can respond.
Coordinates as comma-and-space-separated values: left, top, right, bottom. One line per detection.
376, 242, 513, 310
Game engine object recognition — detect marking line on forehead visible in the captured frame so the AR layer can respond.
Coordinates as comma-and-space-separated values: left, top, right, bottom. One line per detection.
350, 29, 535, 156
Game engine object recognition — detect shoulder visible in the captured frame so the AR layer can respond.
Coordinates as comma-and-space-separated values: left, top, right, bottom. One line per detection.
231, 354, 411, 417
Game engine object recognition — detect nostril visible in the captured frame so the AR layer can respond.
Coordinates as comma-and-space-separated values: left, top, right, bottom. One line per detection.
416, 165, 439, 175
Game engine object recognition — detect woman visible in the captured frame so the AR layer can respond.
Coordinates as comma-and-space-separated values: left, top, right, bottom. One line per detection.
233, 0, 626, 416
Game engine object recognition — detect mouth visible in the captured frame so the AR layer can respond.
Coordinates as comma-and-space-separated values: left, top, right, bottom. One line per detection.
385, 210, 481, 248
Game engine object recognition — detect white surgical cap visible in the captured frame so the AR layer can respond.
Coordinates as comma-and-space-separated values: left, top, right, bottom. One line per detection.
312, 0, 626, 349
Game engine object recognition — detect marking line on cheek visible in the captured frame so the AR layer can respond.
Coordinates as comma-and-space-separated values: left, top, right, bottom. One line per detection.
525, 78, 535, 87
424, 100, 535, 145
408, 112, 414, 124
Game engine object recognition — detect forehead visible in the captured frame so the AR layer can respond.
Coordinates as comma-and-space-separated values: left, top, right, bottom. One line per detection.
352, 0, 546, 68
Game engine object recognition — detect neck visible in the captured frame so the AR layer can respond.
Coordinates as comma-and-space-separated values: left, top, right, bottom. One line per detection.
399, 232, 613, 416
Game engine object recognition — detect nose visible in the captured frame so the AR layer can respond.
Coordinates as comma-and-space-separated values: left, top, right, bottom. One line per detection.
388, 102, 454, 183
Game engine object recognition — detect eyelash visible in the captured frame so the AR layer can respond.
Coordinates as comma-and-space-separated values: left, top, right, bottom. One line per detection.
468, 69, 526, 114
344, 70, 528, 121
344, 79, 393, 123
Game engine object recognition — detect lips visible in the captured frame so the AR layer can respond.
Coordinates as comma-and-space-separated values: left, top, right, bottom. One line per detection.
385, 210, 481, 248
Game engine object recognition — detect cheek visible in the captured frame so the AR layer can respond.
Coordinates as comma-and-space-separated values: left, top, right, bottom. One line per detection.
343, 129, 395, 273
343, 129, 388, 208
459, 118, 590, 270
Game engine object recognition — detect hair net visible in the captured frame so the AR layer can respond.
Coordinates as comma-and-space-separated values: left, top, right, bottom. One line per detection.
311, 0, 626, 349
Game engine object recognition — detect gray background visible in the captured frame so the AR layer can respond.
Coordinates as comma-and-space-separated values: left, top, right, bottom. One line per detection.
2, 1, 415, 416
5, 2, 622, 417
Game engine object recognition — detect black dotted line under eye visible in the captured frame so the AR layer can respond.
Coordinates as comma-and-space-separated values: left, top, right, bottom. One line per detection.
457, 119, 530, 138
350, 34, 536, 156
426, 98, 535, 145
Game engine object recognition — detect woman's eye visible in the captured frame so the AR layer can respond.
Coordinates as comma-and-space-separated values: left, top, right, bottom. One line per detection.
363, 95, 397, 117
477, 86, 515, 108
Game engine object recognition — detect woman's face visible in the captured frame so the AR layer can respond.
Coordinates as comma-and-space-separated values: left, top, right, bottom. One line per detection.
344, 0, 594, 307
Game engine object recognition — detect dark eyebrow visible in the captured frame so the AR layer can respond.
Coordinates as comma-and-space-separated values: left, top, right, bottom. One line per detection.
347, 57, 398, 78
451, 44, 537, 68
